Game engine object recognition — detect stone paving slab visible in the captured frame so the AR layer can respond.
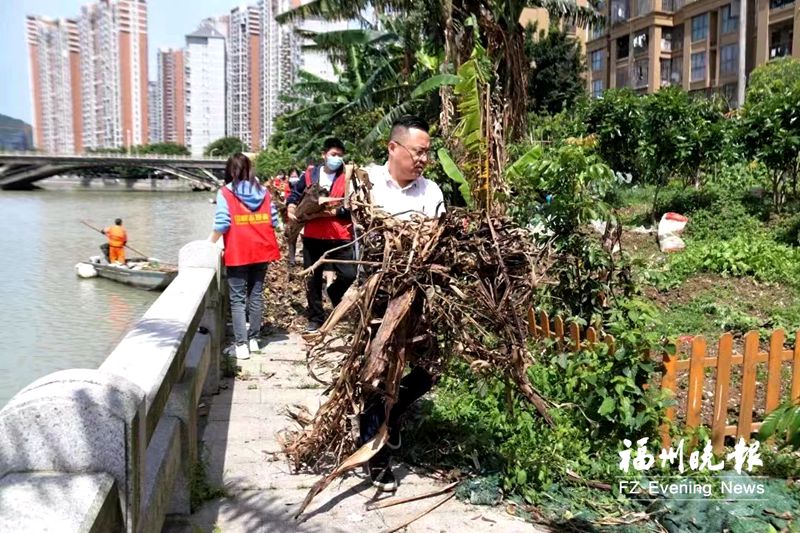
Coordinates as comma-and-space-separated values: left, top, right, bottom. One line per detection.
167, 332, 548, 533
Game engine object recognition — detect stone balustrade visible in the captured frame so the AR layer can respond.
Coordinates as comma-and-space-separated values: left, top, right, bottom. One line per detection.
0, 240, 224, 532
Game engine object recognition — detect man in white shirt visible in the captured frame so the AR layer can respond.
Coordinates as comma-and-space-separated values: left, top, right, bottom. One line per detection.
359, 115, 444, 492
366, 116, 445, 220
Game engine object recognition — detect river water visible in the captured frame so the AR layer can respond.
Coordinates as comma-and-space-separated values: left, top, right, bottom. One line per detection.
0, 189, 214, 406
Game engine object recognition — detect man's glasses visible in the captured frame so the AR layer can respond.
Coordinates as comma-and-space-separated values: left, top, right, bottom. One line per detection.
394, 141, 432, 162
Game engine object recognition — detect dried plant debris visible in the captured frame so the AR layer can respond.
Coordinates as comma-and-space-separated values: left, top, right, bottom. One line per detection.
281, 169, 558, 517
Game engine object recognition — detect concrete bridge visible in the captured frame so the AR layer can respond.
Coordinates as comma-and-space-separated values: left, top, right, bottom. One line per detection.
0, 151, 227, 190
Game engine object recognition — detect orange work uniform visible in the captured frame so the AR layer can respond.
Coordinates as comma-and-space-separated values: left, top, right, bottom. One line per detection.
104, 225, 128, 264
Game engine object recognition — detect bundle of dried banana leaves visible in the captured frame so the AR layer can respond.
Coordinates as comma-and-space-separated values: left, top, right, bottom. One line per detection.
283, 169, 556, 517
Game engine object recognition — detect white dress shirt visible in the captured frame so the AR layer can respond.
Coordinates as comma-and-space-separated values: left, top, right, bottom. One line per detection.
366, 163, 445, 220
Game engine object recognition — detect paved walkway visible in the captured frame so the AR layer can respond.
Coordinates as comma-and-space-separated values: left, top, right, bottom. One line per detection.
166, 331, 545, 533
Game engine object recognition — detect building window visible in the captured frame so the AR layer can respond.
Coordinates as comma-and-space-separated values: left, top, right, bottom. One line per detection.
720, 43, 738, 75
691, 13, 709, 41
633, 31, 648, 54
721, 3, 740, 34
691, 52, 706, 81
616, 67, 630, 87
770, 0, 794, 9
592, 79, 604, 98
633, 59, 649, 88
637, 0, 651, 16
612, 0, 631, 23
591, 50, 604, 71
617, 35, 630, 58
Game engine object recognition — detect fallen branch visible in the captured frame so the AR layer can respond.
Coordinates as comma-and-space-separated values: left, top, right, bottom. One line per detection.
366, 481, 460, 511
385, 491, 457, 533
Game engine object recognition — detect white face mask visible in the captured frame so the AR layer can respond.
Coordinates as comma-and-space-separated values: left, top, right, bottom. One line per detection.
289, 176, 299, 184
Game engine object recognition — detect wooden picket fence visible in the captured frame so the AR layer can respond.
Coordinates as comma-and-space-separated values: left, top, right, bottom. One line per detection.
528, 310, 800, 454
661, 329, 800, 453
527, 309, 616, 354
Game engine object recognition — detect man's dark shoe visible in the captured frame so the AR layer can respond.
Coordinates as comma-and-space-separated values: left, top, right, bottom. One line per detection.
305, 322, 321, 333
368, 461, 397, 492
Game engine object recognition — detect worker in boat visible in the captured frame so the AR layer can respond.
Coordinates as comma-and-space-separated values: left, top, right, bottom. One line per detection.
210, 153, 281, 361
101, 218, 128, 264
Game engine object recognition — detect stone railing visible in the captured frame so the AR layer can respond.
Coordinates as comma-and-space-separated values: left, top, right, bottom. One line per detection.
0, 240, 224, 532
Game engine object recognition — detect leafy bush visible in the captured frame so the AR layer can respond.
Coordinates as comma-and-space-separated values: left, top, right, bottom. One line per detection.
406, 298, 667, 502
772, 213, 800, 246
687, 199, 763, 241
586, 89, 644, 180
657, 187, 719, 217
507, 143, 615, 237
657, 236, 800, 287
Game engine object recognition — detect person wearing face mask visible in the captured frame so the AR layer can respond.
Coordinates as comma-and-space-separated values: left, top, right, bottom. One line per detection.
286, 137, 355, 332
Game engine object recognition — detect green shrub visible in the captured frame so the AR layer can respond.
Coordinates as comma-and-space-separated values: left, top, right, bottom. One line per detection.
657, 187, 719, 217
657, 235, 800, 287
772, 213, 800, 246
687, 199, 763, 241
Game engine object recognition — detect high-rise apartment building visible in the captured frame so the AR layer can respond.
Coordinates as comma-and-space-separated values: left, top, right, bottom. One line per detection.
27, 0, 148, 153
227, 6, 262, 150
157, 49, 186, 145
586, 0, 800, 106
77, 0, 148, 150
148, 80, 162, 143
26, 16, 82, 153
185, 25, 226, 156
260, 0, 301, 146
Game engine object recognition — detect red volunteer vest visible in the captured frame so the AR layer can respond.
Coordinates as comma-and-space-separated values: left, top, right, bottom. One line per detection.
221, 186, 281, 267
303, 165, 353, 241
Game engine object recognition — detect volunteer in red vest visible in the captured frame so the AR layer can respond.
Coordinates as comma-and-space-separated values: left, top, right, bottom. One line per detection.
286, 137, 355, 332
210, 153, 281, 360
101, 218, 128, 264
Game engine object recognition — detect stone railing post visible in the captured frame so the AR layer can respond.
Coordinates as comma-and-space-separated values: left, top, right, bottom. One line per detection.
0, 369, 146, 531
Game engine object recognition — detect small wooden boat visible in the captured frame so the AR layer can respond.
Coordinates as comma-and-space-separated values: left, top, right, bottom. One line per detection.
75, 256, 178, 291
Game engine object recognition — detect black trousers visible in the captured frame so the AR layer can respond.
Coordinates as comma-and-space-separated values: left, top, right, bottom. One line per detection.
302, 237, 356, 325
358, 366, 434, 446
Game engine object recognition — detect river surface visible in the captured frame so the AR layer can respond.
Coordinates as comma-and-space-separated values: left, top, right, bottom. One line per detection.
0, 189, 215, 406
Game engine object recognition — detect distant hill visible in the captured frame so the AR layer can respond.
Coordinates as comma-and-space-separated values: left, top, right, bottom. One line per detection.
0, 114, 33, 151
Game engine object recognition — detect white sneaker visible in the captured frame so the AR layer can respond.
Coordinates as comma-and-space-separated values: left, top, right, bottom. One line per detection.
235, 343, 250, 360
249, 338, 260, 353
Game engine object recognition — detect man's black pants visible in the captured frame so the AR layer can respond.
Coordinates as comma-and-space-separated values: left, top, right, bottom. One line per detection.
302, 237, 356, 325
358, 366, 434, 447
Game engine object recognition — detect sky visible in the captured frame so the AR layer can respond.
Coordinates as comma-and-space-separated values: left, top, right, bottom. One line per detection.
0, 0, 243, 124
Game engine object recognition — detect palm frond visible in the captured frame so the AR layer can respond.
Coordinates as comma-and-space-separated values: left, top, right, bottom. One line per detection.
275, 0, 370, 24
525, 0, 603, 27
410, 74, 461, 99
363, 102, 415, 145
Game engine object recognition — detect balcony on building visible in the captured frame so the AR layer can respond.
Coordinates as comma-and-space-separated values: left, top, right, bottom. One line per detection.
633, 58, 649, 89
617, 35, 630, 60
660, 57, 683, 87
769, 24, 794, 58
661, 25, 684, 52
661, 0, 685, 11
770, 0, 794, 10
611, 0, 631, 24
633, 30, 649, 56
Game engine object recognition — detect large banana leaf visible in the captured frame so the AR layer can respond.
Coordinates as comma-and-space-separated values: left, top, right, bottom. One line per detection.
410, 74, 461, 99
437, 148, 474, 208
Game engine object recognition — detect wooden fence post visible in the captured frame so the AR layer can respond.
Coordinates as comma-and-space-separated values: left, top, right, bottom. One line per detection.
766, 329, 785, 413
661, 347, 678, 449
686, 336, 707, 430
711, 333, 733, 454
737, 331, 760, 441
